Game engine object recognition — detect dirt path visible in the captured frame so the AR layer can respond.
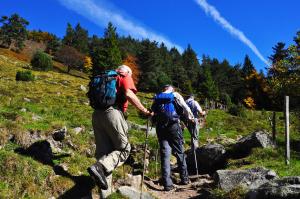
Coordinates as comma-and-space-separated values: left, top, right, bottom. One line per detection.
144, 175, 214, 199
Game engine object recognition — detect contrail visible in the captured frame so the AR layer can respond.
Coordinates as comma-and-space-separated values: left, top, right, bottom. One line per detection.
194, 0, 270, 66
57, 0, 184, 52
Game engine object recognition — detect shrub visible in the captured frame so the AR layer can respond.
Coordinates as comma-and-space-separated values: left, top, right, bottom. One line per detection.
16, 70, 35, 81
228, 104, 246, 117
31, 51, 53, 71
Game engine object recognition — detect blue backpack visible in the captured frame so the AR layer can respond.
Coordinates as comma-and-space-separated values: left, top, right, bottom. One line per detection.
87, 70, 118, 109
151, 92, 179, 124
186, 100, 198, 118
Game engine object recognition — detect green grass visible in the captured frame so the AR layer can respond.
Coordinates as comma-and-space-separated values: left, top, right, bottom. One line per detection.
0, 52, 299, 198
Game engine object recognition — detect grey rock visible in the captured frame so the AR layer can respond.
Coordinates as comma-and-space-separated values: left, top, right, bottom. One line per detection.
73, 127, 84, 134
247, 176, 300, 199
47, 137, 64, 153
66, 139, 77, 150
24, 97, 31, 102
60, 80, 70, 86
32, 114, 42, 121
116, 174, 144, 190
214, 167, 277, 192
80, 85, 87, 92
14, 130, 45, 148
126, 174, 142, 190
187, 144, 227, 174
127, 121, 156, 136
117, 186, 154, 199
230, 130, 274, 158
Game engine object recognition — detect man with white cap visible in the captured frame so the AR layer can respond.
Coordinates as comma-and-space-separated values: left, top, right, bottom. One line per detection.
88, 65, 153, 197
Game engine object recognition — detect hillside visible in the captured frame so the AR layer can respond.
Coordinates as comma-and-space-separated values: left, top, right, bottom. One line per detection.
0, 51, 300, 198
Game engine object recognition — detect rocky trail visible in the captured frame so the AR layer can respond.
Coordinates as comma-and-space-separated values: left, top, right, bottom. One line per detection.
4, 125, 300, 199
144, 175, 214, 199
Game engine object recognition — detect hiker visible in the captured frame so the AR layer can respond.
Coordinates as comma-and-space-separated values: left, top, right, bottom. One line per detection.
151, 85, 194, 191
87, 65, 153, 198
185, 94, 206, 150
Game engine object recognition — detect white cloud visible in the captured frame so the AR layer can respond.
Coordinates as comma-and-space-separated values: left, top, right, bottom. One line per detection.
58, 0, 184, 52
195, 0, 270, 66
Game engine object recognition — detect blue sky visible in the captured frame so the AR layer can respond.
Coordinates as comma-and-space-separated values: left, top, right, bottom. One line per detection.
1, 0, 299, 72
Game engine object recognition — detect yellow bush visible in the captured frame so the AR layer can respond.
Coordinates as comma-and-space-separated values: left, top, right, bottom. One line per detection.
243, 97, 256, 109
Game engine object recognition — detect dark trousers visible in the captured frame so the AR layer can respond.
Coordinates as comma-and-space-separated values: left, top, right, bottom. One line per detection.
156, 122, 189, 187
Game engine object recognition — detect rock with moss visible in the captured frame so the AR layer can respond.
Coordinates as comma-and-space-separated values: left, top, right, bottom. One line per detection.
229, 130, 274, 158
246, 176, 300, 199
214, 167, 277, 192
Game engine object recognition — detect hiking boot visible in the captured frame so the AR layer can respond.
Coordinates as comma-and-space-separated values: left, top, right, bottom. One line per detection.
164, 185, 175, 191
179, 180, 190, 185
87, 162, 108, 190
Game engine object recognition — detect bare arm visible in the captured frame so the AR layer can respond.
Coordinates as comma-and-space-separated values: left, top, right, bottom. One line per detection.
125, 89, 152, 116
194, 101, 206, 115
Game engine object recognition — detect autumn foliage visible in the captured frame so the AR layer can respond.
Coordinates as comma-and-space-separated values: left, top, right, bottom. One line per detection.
123, 54, 140, 84
28, 30, 53, 43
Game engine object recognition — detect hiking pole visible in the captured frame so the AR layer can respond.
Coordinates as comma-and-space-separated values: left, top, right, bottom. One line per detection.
192, 120, 199, 178
155, 139, 159, 179
140, 116, 150, 199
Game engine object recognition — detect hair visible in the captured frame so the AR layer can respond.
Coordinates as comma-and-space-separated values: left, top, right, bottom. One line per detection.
163, 84, 174, 92
188, 94, 194, 99
117, 65, 132, 76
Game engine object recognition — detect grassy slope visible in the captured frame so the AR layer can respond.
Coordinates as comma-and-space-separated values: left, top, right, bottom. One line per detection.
0, 50, 299, 198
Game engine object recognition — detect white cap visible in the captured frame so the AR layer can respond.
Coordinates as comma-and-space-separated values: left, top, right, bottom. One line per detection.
116, 64, 132, 76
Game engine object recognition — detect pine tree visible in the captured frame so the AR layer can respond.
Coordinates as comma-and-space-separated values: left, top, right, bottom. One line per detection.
242, 55, 255, 77
293, 31, 300, 52
119, 35, 142, 59
89, 35, 103, 74
268, 42, 288, 64
182, 44, 200, 87
73, 23, 89, 54
0, 13, 29, 51
62, 23, 75, 46
46, 34, 61, 55
201, 65, 219, 100
158, 43, 172, 77
169, 47, 189, 92
92, 22, 122, 75
137, 39, 163, 91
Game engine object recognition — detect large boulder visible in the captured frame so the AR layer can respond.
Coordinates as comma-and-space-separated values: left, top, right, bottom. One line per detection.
229, 131, 274, 158
214, 167, 277, 192
246, 176, 300, 199
186, 144, 227, 174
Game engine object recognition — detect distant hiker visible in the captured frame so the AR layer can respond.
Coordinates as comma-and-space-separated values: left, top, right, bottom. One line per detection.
151, 85, 194, 191
87, 65, 153, 198
185, 94, 206, 150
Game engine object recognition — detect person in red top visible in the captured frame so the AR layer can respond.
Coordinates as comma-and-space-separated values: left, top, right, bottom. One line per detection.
87, 65, 153, 198
115, 70, 137, 112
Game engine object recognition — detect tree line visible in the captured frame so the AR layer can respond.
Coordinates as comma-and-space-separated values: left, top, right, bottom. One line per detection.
0, 13, 299, 111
